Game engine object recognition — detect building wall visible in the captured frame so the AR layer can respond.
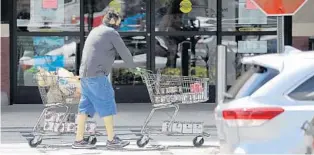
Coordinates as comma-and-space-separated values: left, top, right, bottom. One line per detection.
292, 0, 314, 50
1, 24, 10, 105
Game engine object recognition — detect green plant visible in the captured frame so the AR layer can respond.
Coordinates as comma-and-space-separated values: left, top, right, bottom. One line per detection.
190, 66, 207, 78
160, 68, 181, 76
26, 66, 39, 73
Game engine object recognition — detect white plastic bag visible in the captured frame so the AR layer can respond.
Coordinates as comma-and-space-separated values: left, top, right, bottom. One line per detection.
57, 68, 81, 97
36, 68, 56, 86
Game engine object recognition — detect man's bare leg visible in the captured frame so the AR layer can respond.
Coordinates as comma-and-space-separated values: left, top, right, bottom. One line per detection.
104, 115, 130, 149
72, 113, 96, 149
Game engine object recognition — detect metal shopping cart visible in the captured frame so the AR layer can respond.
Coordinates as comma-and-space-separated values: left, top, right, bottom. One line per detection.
28, 69, 98, 148
133, 68, 211, 148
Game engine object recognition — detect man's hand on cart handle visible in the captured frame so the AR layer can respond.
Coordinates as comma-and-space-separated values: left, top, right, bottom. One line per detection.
74, 76, 81, 80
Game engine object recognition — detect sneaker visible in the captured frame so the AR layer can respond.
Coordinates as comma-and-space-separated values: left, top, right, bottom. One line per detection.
106, 135, 130, 149
72, 140, 96, 149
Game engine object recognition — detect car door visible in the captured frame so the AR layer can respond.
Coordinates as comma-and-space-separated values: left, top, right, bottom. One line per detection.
285, 73, 314, 153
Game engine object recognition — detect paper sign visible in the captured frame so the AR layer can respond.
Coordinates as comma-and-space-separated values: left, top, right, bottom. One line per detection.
238, 41, 268, 54
246, 0, 257, 9
238, 3, 267, 24
42, 0, 58, 9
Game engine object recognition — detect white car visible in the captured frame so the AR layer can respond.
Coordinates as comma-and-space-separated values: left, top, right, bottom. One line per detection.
215, 47, 314, 154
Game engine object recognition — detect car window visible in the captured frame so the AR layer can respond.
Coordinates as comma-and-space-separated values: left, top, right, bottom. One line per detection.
225, 65, 279, 100
289, 76, 314, 101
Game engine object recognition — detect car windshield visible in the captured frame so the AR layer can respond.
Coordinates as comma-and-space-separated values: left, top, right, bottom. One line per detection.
225, 65, 279, 101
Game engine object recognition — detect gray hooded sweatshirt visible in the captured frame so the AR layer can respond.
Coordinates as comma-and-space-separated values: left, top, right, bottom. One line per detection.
79, 25, 136, 78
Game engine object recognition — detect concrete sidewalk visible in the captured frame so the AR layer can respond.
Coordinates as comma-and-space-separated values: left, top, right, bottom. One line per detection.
1, 103, 217, 128
1, 103, 220, 155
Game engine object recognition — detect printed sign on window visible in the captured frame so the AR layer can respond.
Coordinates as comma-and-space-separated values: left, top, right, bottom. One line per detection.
246, 0, 258, 9
238, 41, 268, 54
42, 0, 58, 9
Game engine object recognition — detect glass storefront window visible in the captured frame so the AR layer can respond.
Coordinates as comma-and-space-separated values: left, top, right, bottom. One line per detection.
112, 35, 147, 85
84, 0, 146, 32
222, 0, 277, 31
292, 0, 314, 50
222, 35, 277, 85
17, 36, 80, 86
155, 0, 216, 32
17, 0, 81, 32
155, 35, 216, 84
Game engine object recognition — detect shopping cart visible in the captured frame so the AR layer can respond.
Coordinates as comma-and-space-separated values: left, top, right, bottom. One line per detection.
133, 68, 211, 148
28, 69, 98, 148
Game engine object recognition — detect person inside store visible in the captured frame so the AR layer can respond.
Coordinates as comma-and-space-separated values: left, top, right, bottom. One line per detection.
73, 7, 137, 149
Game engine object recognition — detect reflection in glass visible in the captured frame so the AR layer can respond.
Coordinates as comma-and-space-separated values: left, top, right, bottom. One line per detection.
17, 0, 80, 32
155, 0, 216, 32
222, 0, 277, 31
84, 0, 146, 32
222, 35, 277, 85
112, 36, 147, 85
17, 36, 79, 86
155, 35, 216, 84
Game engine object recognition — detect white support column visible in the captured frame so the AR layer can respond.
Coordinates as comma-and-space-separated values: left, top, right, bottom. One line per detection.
216, 45, 227, 104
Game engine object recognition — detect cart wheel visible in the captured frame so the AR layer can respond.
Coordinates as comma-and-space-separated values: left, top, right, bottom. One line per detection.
83, 136, 90, 142
193, 136, 204, 147
28, 137, 42, 148
90, 137, 97, 145
136, 135, 149, 148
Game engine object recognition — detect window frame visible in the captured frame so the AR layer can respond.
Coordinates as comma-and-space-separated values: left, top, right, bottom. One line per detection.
1, 0, 12, 23
286, 72, 314, 102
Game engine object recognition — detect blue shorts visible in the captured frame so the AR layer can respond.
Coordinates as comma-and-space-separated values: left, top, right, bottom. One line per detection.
78, 76, 117, 118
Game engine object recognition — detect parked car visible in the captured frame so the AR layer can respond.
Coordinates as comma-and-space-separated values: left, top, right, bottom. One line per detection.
215, 47, 314, 154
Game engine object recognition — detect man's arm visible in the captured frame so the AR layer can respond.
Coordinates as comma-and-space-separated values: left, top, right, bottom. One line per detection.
110, 31, 137, 68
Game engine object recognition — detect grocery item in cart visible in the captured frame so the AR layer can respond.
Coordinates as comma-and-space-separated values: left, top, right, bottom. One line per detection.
85, 121, 97, 134
162, 121, 171, 132
67, 113, 76, 123
55, 113, 67, 123
36, 68, 56, 87
190, 82, 203, 93
57, 68, 81, 98
44, 111, 57, 122
193, 123, 203, 134
54, 122, 66, 133
172, 121, 183, 133
47, 86, 64, 104
182, 122, 193, 134
43, 121, 55, 131
65, 122, 77, 133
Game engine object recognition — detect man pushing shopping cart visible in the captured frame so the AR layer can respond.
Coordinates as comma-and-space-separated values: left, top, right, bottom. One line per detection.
73, 7, 137, 149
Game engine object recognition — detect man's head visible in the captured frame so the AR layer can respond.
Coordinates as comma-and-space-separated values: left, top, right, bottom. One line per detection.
102, 7, 122, 29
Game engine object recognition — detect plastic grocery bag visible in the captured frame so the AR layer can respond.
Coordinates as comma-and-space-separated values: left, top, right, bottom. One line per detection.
47, 87, 64, 104
36, 67, 57, 87
57, 68, 81, 98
